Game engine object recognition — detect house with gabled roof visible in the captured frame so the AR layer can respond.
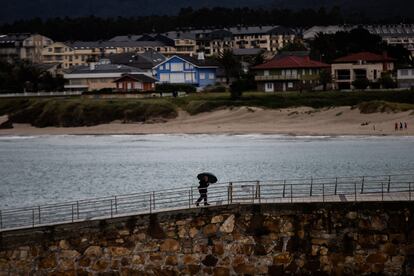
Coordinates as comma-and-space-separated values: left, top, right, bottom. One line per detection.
152, 54, 219, 88
252, 53, 330, 92
113, 74, 157, 92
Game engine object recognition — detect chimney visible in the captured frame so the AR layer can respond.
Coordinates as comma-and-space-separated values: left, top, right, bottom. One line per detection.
197, 52, 205, 61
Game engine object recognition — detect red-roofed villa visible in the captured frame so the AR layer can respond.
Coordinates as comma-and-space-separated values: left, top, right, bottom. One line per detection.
252, 54, 330, 92
331, 52, 395, 90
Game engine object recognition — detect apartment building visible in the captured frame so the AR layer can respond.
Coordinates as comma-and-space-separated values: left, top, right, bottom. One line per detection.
0, 33, 53, 63
41, 42, 101, 69
303, 24, 414, 54
331, 52, 395, 90
229, 26, 296, 52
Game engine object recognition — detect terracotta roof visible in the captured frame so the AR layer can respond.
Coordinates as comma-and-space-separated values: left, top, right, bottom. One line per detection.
333, 52, 395, 63
252, 55, 330, 70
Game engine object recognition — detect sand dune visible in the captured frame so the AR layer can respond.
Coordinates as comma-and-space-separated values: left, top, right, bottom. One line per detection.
0, 106, 413, 136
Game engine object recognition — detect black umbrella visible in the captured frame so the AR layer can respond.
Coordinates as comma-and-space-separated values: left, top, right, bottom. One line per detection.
197, 172, 218, 183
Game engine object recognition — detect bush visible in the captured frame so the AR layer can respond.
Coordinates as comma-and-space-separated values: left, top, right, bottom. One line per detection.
352, 78, 370, 90
155, 83, 196, 94
379, 74, 397, 89
230, 78, 256, 99
203, 85, 227, 93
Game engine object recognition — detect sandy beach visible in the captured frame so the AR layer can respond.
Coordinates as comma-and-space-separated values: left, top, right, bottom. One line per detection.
0, 106, 413, 136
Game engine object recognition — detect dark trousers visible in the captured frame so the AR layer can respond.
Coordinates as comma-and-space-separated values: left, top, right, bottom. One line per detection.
196, 188, 208, 204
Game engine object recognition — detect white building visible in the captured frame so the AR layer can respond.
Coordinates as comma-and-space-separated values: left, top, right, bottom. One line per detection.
397, 68, 414, 89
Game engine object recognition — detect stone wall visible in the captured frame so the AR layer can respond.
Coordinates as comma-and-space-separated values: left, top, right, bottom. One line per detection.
0, 202, 413, 275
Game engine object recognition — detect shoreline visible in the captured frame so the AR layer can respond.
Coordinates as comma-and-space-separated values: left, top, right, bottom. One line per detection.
0, 106, 413, 137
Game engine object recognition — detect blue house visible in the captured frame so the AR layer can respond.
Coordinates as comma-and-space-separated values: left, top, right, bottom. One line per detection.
153, 54, 219, 88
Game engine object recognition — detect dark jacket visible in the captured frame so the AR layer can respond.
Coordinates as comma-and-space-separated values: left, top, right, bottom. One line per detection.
198, 179, 210, 190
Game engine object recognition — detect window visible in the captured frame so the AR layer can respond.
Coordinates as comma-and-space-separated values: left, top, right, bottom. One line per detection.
264, 70, 269, 76
160, 65, 164, 70
400, 69, 409, 76
209, 73, 215, 79
165, 63, 170, 70
171, 63, 184, 72
288, 82, 293, 88
160, 73, 169, 82
200, 73, 206, 80
185, 73, 195, 82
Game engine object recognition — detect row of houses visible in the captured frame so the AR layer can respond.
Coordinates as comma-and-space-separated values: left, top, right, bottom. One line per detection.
62, 49, 414, 93
253, 51, 398, 92
64, 53, 220, 92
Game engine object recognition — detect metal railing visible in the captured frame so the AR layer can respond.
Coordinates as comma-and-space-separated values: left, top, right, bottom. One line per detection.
0, 174, 413, 232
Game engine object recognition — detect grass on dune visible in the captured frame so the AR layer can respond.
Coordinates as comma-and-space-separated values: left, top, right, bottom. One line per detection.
1, 89, 414, 127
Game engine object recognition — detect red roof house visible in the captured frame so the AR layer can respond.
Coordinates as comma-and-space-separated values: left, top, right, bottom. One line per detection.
252, 54, 330, 92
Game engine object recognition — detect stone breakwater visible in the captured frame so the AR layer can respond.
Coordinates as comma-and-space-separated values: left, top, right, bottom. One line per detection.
0, 202, 413, 275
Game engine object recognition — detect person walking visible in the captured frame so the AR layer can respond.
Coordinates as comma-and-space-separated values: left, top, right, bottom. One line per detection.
196, 175, 210, 206
400, 122, 403, 130
395, 122, 398, 131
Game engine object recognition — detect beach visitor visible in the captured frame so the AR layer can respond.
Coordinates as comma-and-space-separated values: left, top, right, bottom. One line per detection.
400, 122, 403, 130
196, 175, 210, 206
395, 122, 398, 131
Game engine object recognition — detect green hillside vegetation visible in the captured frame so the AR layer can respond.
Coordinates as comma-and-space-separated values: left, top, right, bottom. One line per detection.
1, 90, 414, 128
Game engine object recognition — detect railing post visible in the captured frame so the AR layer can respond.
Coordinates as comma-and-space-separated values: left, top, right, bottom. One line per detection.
354, 182, 357, 202
114, 196, 118, 214
32, 209, 35, 228
387, 175, 391, 193
71, 204, 74, 222
188, 189, 191, 208
310, 177, 313, 197
191, 188, 194, 205
361, 176, 365, 194
228, 182, 233, 204
110, 199, 113, 218
322, 183, 325, 202
381, 182, 384, 201
149, 194, 152, 213
334, 177, 338, 195
290, 184, 293, 203
38, 206, 41, 225
282, 180, 286, 198
152, 191, 156, 210
76, 201, 80, 219
256, 181, 261, 203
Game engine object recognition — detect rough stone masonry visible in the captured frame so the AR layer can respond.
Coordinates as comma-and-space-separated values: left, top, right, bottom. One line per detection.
0, 202, 413, 275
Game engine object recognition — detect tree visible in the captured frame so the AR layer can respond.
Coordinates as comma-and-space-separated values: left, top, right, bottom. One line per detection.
319, 69, 332, 91
280, 40, 307, 52
217, 49, 242, 84
252, 51, 265, 66
378, 72, 396, 89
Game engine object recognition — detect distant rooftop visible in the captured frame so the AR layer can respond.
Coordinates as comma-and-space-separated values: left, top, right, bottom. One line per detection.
333, 52, 395, 63
67, 63, 144, 74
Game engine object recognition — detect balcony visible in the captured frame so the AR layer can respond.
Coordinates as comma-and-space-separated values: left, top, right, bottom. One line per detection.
255, 74, 319, 81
